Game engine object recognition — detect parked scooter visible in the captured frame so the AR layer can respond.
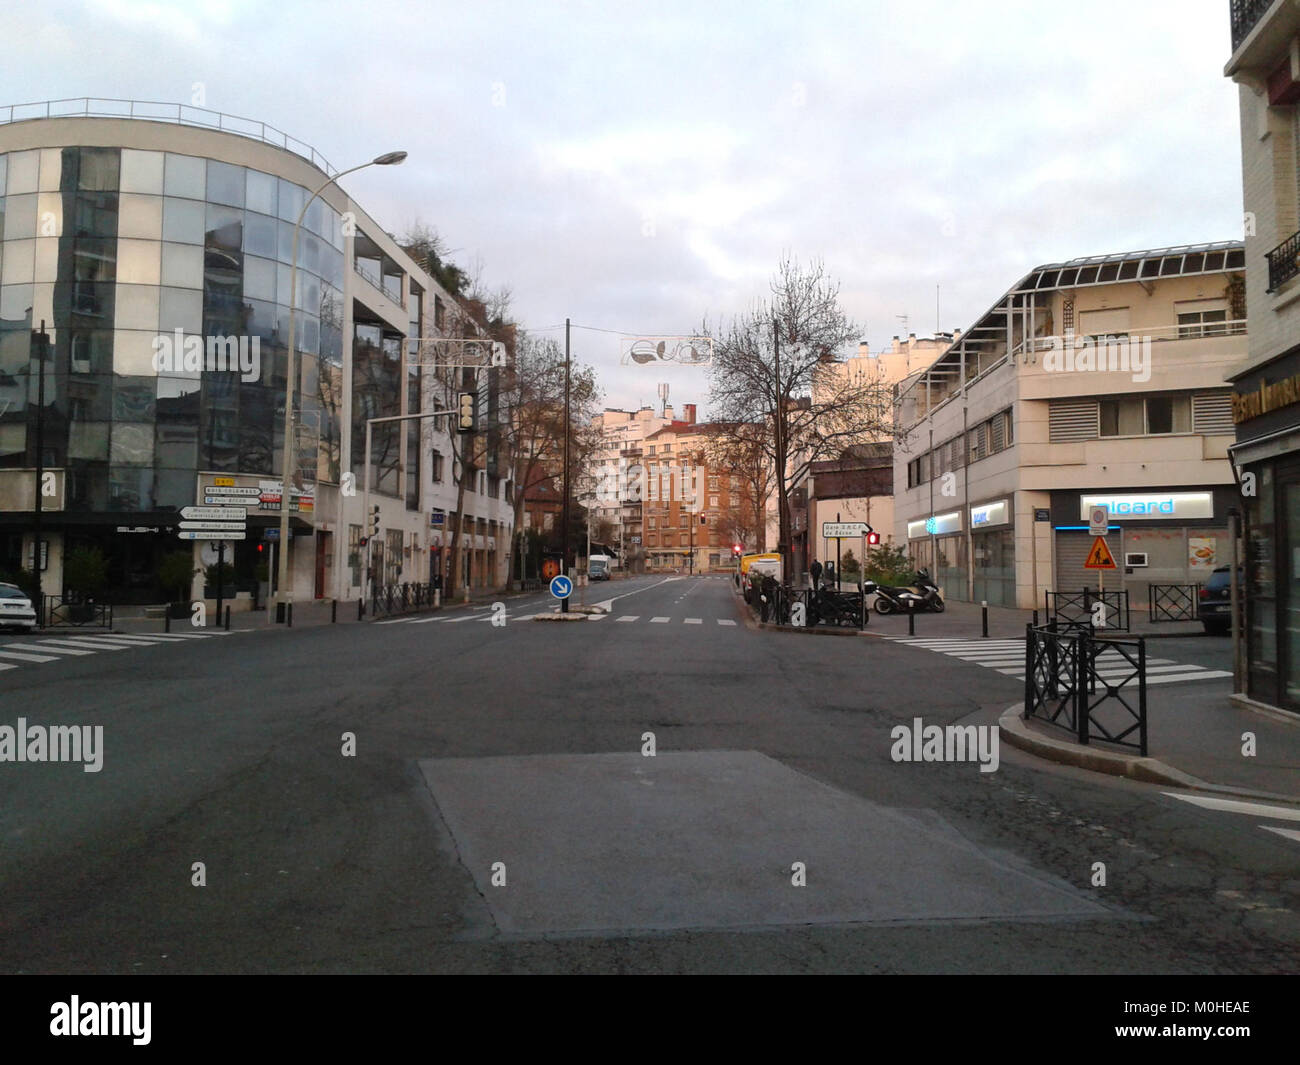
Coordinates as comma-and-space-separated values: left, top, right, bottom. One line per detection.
873, 569, 945, 614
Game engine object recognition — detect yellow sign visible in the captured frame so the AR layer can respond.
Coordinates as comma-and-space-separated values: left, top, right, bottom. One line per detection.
1232, 371, 1300, 423
213, 477, 235, 487
1084, 536, 1116, 570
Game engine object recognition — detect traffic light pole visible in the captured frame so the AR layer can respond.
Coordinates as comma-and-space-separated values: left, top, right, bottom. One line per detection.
361, 407, 456, 612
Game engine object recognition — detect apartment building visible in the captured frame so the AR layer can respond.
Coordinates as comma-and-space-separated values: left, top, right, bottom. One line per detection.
0, 101, 515, 606
894, 243, 1245, 608
640, 418, 755, 572
587, 403, 680, 570
1225, 0, 1300, 715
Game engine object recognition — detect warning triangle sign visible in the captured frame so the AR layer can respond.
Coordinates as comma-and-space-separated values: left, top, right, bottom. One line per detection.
1084, 536, 1116, 569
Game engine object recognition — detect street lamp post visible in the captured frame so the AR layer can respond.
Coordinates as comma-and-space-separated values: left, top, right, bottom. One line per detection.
275, 150, 407, 622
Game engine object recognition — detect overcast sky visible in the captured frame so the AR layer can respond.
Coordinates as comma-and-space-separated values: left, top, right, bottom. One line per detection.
2, 1, 1244, 414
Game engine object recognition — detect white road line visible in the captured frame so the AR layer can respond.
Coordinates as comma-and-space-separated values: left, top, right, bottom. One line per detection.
650, 617, 670, 623
85, 635, 169, 645
49, 637, 148, 649
717, 619, 737, 626
1261, 826, 1300, 844
37, 639, 125, 651
0, 662, 15, 671
586, 614, 606, 621
684, 618, 702, 624
25, 642, 97, 655
376, 617, 415, 625
1163, 793, 1300, 823
616, 616, 639, 622
409, 615, 448, 624
0, 649, 59, 662
1141, 671, 1233, 684
441, 616, 476, 624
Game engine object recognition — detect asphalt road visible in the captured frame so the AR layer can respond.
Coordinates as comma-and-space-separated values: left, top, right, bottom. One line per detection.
0, 574, 1295, 973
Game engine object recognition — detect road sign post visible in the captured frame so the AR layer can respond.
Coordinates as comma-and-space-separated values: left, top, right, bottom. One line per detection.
1087, 507, 1110, 595
550, 573, 573, 614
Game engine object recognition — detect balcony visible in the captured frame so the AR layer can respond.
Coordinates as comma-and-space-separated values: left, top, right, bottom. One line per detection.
1231, 0, 1274, 51
1266, 229, 1300, 292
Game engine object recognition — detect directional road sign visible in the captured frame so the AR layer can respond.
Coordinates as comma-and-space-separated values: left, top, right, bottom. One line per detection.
181, 506, 247, 521
549, 574, 573, 599
202, 485, 259, 497
822, 521, 873, 539
179, 520, 247, 531
204, 495, 259, 507
177, 531, 247, 541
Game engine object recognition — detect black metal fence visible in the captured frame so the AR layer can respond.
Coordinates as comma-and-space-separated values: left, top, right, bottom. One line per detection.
1147, 583, 1200, 622
1045, 588, 1130, 632
1024, 622, 1148, 755
749, 576, 868, 630
368, 582, 438, 618
41, 596, 113, 628
1231, 0, 1273, 50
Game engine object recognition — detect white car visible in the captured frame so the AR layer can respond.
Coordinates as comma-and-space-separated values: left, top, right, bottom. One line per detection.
0, 582, 37, 632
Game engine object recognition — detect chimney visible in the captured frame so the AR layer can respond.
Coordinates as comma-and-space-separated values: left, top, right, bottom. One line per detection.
683, 403, 697, 424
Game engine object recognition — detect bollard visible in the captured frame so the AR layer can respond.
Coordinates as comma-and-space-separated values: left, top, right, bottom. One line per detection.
224, 605, 231, 631
908, 604, 915, 636
331, 599, 337, 624
287, 602, 293, 628
358, 598, 364, 621
165, 609, 171, 634
1032, 609, 1039, 627
981, 600, 988, 638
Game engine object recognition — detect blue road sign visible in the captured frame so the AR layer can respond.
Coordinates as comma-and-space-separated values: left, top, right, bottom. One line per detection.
550, 575, 573, 599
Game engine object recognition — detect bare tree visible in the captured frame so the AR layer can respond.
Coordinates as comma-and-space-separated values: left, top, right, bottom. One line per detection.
704, 255, 892, 577
704, 425, 773, 553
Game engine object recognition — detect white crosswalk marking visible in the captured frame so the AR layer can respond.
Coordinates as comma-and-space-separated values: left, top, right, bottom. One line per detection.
886, 636, 1228, 686
1261, 826, 1300, 844
0, 662, 15, 671
0, 630, 227, 677
0, 649, 60, 663
616, 615, 639, 622
650, 617, 670, 623
5, 642, 94, 656
586, 614, 606, 621
684, 618, 702, 624
717, 619, 736, 626
38, 639, 126, 651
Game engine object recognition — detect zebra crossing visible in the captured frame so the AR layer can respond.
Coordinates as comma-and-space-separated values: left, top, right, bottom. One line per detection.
879, 636, 1232, 686
0, 630, 234, 676
377, 608, 740, 627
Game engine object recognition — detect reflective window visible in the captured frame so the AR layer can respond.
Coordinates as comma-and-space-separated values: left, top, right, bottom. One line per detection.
244, 255, 276, 301
2, 239, 34, 283
5, 151, 39, 195
114, 330, 165, 375
163, 153, 206, 199
244, 211, 276, 257
245, 169, 277, 216
110, 423, 155, 464
117, 193, 163, 240
113, 285, 161, 332
73, 239, 116, 283
204, 203, 243, 252
117, 239, 161, 286
303, 195, 323, 236
36, 191, 62, 238
158, 287, 202, 333
2, 193, 37, 240
207, 160, 244, 208
162, 197, 205, 244
77, 148, 119, 192
67, 330, 113, 374
109, 467, 154, 510
161, 242, 204, 289
119, 149, 165, 194
0, 154, 7, 195
39, 148, 64, 192
277, 178, 304, 223
113, 377, 156, 421
67, 422, 110, 461
70, 192, 118, 239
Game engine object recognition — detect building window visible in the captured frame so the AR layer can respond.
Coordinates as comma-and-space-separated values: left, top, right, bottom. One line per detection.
1100, 395, 1190, 436
431, 450, 444, 482
1177, 308, 1228, 338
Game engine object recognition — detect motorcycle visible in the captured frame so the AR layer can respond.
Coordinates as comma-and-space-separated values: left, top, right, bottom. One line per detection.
873, 569, 945, 614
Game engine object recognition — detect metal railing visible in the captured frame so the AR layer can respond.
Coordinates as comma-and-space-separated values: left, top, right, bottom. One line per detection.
0, 98, 338, 176
748, 577, 868, 629
368, 581, 437, 618
42, 595, 113, 629
1046, 589, 1130, 632
1148, 583, 1200, 622
1231, 0, 1274, 50
1020, 321, 1247, 352
1024, 622, 1148, 755
1267, 229, 1300, 293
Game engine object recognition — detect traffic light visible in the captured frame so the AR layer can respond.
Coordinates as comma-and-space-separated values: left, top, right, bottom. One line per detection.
732, 543, 743, 557
867, 531, 881, 545
457, 391, 476, 432
367, 503, 381, 539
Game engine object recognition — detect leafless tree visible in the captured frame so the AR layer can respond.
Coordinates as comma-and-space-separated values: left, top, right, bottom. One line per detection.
703, 255, 892, 576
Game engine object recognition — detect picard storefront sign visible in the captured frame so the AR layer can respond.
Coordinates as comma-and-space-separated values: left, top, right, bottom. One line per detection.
970, 500, 1009, 528
907, 511, 962, 538
1078, 493, 1213, 521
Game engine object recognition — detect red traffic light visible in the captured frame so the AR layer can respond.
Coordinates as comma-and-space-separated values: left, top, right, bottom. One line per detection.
257, 543, 264, 552
732, 543, 743, 555
867, 532, 881, 545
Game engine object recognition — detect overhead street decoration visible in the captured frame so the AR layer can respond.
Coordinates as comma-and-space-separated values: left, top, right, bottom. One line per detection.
620, 336, 713, 366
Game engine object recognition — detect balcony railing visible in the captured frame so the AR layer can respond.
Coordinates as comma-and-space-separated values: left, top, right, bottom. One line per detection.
1266, 229, 1300, 292
0, 97, 337, 176
1231, 0, 1274, 51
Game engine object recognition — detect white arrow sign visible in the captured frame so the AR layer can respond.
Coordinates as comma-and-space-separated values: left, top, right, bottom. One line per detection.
822, 521, 873, 539
177, 531, 247, 541
181, 506, 247, 520
180, 520, 247, 531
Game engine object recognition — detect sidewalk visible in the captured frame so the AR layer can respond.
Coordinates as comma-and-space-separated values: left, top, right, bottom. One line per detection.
863, 596, 1204, 640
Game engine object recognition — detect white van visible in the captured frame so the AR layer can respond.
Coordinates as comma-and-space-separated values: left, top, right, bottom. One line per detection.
588, 554, 612, 581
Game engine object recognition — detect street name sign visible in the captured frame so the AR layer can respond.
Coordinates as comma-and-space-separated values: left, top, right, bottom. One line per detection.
179, 521, 247, 531
202, 485, 259, 497
178, 531, 247, 541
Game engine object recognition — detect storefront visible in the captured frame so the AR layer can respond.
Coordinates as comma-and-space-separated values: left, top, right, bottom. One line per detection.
1049, 489, 1234, 603
1229, 347, 1300, 715
969, 499, 1015, 607
907, 510, 965, 600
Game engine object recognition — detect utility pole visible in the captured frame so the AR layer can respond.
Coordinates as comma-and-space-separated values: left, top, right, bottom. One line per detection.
562, 318, 571, 576
32, 322, 48, 625
773, 315, 789, 586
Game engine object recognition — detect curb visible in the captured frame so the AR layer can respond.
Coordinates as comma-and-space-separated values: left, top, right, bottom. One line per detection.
998, 704, 1300, 805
